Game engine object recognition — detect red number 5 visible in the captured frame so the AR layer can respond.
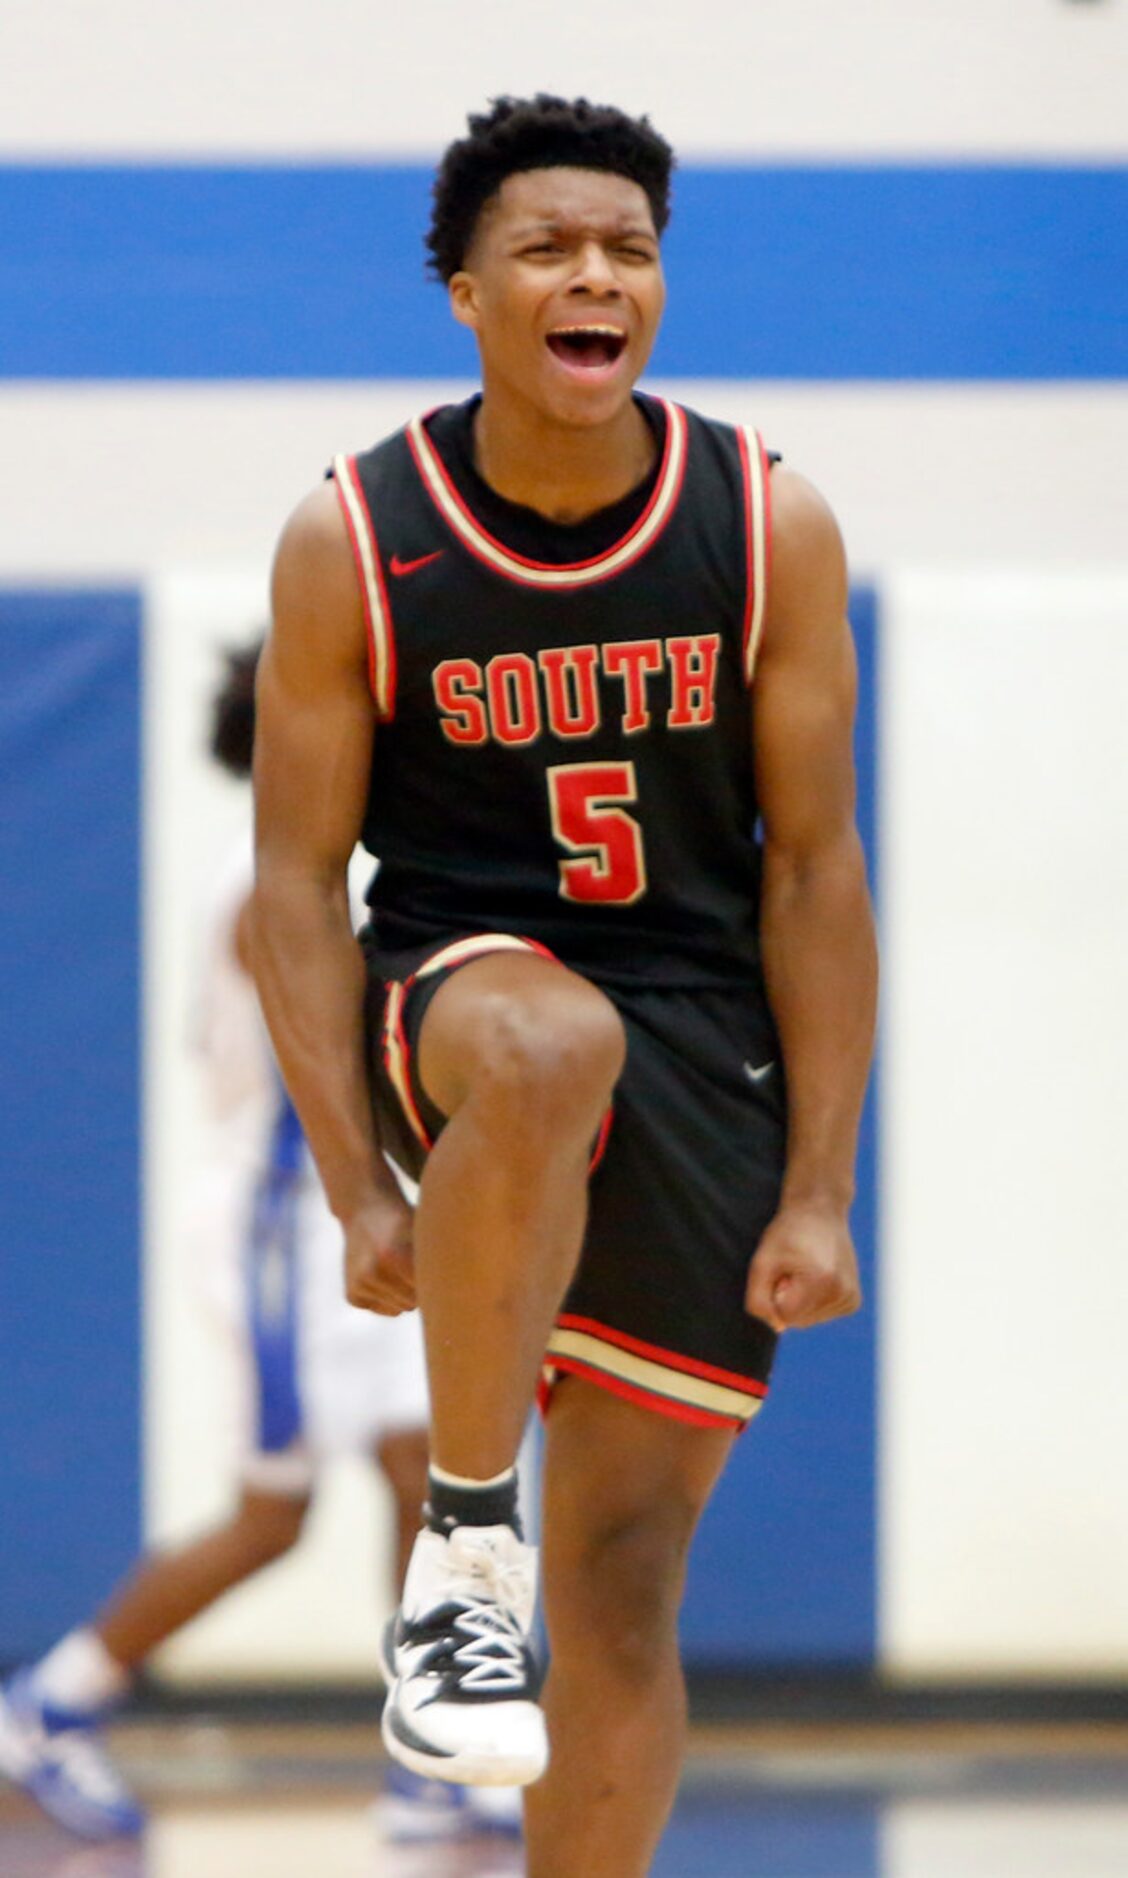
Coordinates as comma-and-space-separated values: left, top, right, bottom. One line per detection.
547, 761, 647, 905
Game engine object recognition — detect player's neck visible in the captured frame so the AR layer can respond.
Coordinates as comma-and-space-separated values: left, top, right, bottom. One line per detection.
471, 392, 656, 525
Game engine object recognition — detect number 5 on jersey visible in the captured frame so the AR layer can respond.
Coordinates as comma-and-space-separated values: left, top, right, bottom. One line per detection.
547, 761, 647, 906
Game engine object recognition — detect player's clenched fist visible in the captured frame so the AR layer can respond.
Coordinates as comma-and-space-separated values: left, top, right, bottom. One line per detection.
343, 1189, 417, 1316
745, 1200, 861, 1335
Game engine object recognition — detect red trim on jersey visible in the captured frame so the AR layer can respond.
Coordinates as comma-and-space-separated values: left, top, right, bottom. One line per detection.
383, 981, 433, 1150
333, 456, 398, 721
406, 401, 688, 589
542, 1356, 747, 1431
736, 426, 756, 680
759, 431, 774, 612
588, 1103, 614, 1175
405, 933, 559, 995
333, 459, 378, 701
369, 508, 397, 722
554, 1312, 769, 1398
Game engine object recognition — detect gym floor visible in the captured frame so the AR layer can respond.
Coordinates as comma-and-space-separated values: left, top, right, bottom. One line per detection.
3, 1715, 1128, 1877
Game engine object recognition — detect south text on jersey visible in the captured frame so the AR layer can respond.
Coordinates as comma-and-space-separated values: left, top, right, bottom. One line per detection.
432, 634, 721, 747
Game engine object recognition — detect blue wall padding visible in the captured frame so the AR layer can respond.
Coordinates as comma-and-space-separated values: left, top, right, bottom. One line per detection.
680, 586, 879, 1665
0, 590, 142, 1659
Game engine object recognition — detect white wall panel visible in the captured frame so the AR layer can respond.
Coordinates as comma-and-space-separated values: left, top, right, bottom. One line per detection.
884, 1800, 1128, 1877
2, 0, 1126, 157
2, 383, 1127, 584
143, 567, 395, 1678
881, 570, 1128, 1677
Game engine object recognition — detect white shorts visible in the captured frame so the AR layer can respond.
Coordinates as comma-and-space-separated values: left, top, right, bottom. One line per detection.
187, 1153, 429, 1498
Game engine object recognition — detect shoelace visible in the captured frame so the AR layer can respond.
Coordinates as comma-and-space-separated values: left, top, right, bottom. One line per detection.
447, 1600, 528, 1693
428, 1543, 532, 1694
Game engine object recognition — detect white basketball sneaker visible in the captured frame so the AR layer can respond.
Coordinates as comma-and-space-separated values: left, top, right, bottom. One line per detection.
381, 1523, 547, 1788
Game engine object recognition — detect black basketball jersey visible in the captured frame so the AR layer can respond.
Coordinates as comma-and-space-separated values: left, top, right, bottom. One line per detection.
332, 394, 772, 989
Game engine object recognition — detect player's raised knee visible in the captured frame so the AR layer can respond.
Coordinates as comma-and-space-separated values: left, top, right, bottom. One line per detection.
421, 957, 626, 1127
478, 975, 625, 1122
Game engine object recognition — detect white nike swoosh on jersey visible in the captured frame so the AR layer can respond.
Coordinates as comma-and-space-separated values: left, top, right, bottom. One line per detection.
743, 1060, 775, 1083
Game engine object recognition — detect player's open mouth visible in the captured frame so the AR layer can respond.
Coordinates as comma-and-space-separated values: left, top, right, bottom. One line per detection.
545, 325, 628, 373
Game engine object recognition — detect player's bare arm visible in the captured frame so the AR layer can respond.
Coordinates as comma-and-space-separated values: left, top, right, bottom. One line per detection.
252, 480, 415, 1315
744, 467, 878, 1334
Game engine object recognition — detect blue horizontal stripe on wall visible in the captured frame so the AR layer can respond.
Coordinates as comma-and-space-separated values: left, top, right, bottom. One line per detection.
1, 164, 1125, 380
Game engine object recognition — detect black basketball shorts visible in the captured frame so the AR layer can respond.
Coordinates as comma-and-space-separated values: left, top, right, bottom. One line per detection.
362, 930, 785, 1433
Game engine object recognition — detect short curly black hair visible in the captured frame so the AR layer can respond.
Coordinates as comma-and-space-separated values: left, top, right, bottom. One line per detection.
209, 637, 262, 778
426, 94, 674, 284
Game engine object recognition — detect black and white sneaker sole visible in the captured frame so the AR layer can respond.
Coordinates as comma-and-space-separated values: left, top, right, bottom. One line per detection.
380, 1692, 547, 1788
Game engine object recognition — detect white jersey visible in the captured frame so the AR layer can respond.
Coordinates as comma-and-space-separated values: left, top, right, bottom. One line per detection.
185, 830, 428, 1493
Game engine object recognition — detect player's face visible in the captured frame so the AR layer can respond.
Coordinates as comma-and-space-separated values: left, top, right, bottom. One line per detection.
449, 167, 665, 428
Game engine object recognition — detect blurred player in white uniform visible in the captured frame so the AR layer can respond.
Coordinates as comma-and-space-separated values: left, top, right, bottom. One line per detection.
0, 641, 518, 1846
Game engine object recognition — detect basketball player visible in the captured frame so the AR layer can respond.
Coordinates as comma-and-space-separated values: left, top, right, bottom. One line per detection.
251, 96, 877, 1878
0, 644, 516, 1848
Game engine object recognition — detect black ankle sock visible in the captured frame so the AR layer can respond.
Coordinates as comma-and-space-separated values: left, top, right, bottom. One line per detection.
425, 1467, 522, 1538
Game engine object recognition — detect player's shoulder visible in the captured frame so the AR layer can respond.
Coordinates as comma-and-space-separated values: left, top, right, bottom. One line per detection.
274, 475, 349, 573
761, 464, 849, 651
770, 464, 844, 562
268, 476, 365, 673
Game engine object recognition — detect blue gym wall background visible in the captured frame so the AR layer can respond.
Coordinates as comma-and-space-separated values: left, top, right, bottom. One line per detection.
2, 0, 1127, 1688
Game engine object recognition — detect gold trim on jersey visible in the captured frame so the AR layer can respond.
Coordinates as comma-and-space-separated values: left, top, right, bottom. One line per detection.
413, 933, 550, 979
740, 426, 770, 685
332, 453, 395, 720
406, 401, 688, 590
382, 980, 429, 1148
